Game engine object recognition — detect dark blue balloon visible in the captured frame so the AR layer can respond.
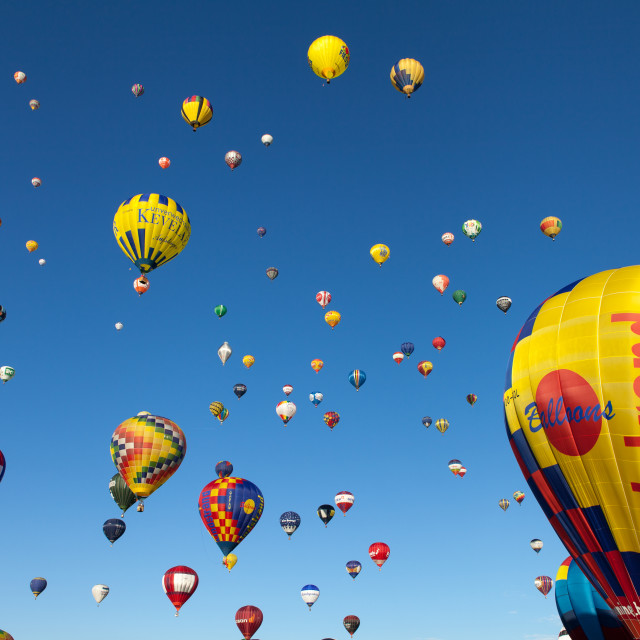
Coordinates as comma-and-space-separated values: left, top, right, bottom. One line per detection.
257, 227, 267, 238
401, 342, 414, 357
215, 460, 233, 478
422, 416, 432, 428
30, 577, 47, 598
103, 518, 126, 545
233, 383, 247, 399
280, 511, 301, 538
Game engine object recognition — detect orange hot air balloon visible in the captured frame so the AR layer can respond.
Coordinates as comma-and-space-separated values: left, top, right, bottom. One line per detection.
158, 157, 171, 169
417, 361, 433, 378
442, 233, 454, 246
134, 276, 150, 296
432, 275, 449, 295
311, 359, 324, 373
432, 337, 446, 351
324, 310, 341, 329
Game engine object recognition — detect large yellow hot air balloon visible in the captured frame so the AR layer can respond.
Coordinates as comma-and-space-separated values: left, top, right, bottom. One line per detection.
307, 36, 350, 84
504, 266, 640, 640
113, 194, 191, 275
181, 96, 213, 131
390, 58, 425, 97
370, 244, 390, 267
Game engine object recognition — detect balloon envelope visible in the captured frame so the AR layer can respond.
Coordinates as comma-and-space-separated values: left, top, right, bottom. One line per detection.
317, 504, 335, 526
215, 460, 233, 478
280, 511, 301, 538
369, 542, 390, 569
92, 584, 109, 605
390, 58, 424, 96
30, 577, 47, 599
109, 473, 136, 516
346, 560, 362, 579
349, 369, 366, 390
162, 566, 198, 615
235, 605, 263, 640
103, 518, 126, 545
181, 95, 212, 130
307, 35, 350, 83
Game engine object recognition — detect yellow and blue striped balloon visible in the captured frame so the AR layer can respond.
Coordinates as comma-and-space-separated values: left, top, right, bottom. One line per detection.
390, 58, 424, 97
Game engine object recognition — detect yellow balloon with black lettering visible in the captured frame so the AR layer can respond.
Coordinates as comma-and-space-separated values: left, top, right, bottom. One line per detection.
504, 265, 640, 640
390, 58, 425, 97
307, 36, 350, 84
370, 244, 390, 267
113, 194, 191, 275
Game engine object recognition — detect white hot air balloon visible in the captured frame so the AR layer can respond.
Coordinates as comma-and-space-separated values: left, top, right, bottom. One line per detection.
301, 585, 320, 610
218, 341, 232, 365
276, 401, 297, 425
0, 366, 15, 383
115, 323, 124, 331
38, 259, 46, 266
283, 384, 293, 396
530, 538, 543, 554
261, 134, 273, 147
92, 584, 110, 606
224, 150, 242, 171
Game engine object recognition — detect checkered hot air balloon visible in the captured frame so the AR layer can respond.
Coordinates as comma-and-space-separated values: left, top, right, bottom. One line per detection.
323, 411, 340, 430
162, 566, 198, 616
513, 490, 525, 505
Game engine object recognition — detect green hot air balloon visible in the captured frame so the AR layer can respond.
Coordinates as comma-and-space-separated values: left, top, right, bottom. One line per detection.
452, 290, 466, 306
109, 473, 137, 517
214, 305, 227, 319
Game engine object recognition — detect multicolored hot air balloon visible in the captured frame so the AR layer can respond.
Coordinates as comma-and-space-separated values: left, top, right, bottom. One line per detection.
236, 605, 263, 640
317, 504, 335, 527
29, 99, 40, 110
217, 408, 229, 424
422, 416, 432, 429
310, 391, 323, 406
233, 384, 247, 399
0, 449, 5, 484
503, 266, 640, 639
131, 83, 144, 97
513, 490, 525, 505
301, 585, 320, 610
462, 219, 482, 241
344, 615, 360, 637
31, 177, 41, 187
335, 491, 354, 515
266, 267, 279, 280
276, 401, 296, 425
401, 342, 414, 357
215, 461, 233, 479
466, 394, 477, 406
225, 150, 242, 171
325, 310, 341, 329
110, 412, 186, 508
540, 216, 562, 240
280, 511, 301, 539
346, 560, 362, 580
535, 575, 554, 598
283, 384, 293, 396
432, 275, 449, 295
14, 71, 26, 84
448, 459, 463, 476
307, 35, 350, 84
243, 355, 255, 369
109, 473, 136, 517
199, 476, 264, 557
30, 577, 47, 600
0, 366, 15, 384
209, 402, 224, 418
435, 418, 449, 433
349, 369, 366, 391
103, 518, 126, 545
311, 359, 324, 373
133, 276, 150, 295
458, 466, 467, 478
181, 96, 212, 131
432, 337, 446, 351
0, 630, 14, 640
114, 194, 190, 275
497, 296, 512, 314
223, 553, 237, 571
530, 539, 543, 554
370, 244, 390, 267
162, 566, 199, 616
316, 291, 331, 308
442, 233, 454, 246
323, 411, 340, 430
390, 58, 424, 97
369, 542, 390, 570
393, 352, 404, 364
417, 361, 433, 378
257, 227, 266, 238
498, 499, 510, 511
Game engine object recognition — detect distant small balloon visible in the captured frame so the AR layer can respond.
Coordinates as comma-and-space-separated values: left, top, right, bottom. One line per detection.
496, 296, 512, 314
432, 337, 446, 351
133, 276, 150, 296
158, 157, 171, 169
214, 304, 227, 319
442, 232, 454, 246
31, 177, 41, 187
325, 310, 341, 329
393, 352, 404, 364
349, 369, 366, 391
257, 227, 267, 238
0, 366, 15, 383
462, 219, 482, 241
233, 383, 247, 399
316, 291, 331, 309
38, 259, 46, 266
115, 322, 123, 331
466, 393, 477, 406
432, 275, 449, 295
283, 384, 293, 396
29, 99, 40, 110
215, 460, 233, 478
276, 400, 297, 425
323, 411, 340, 430
417, 361, 433, 378
218, 341, 232, 365
261, 134, 273, 147
309, 391, 323, 406
452, 290, 466, 306
499, 499, 510, 511
243, 355, 255, 369
14, 71, 26, 84
131, 83, 144, 97
311, 359, 324, 373
225, 150, 242, 171
26, 240, 38, 253
422, 416, 432, 428
266, 267, 279, 280
435, 418, 449, 434
530, 538, 543, 553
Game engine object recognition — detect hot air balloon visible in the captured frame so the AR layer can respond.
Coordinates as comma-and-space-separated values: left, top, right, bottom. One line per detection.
401, 342, 414, 357
26, 240, 38, 252
324, 411, 340, 430
223, 553, 237, 571
432, 337, 446, 351
442, 232, 454, 246
235, 605, 263, 640
349, 369, 366, 391
115, 322, 123, 331
114, 194, 191, 275
218, 341, 232, 365
276, 401, 296, 425
502, 266, 640, 639
14, 71, 26, 84
261, 134, 273, 147
535, 575, 553, 598
103, 518, 126, 546
498, 499, 510, 511
283, 384, 293, 396
346, 561, 362, 580
280, 511, 301, 539
530, 539, 543, 554
448, 459, 462, 476
233, 384, 247, 399
214, 304, 227, 319
199, 476, 264, 556
243, 355, 255, 369
370, 244, 390, 267
30, 577, 47, 599
38, 258, 45, 266
0, 630, 14, 640
369, 542, 390, 570
513, 490, 525, 505
432, 275, 449, 295
559, 630, 569, 640
335, 491, 354, 515
29, 99, 40, 110
225, 150, 242, 171
266, 267, 279, 280
132, 275, 150, 296
0, 450, 5, 484
540, 216, 562, 240
31, 177, 41, 188
458, 466, 467, 478
316, 291, 331, 308
310, 392, 323, 407
393, 352, 404, 364
325, 310, 341, 329
257, 227, 266, 238
422, 416, 432, 429
453, 290, 466, 306
217, 408, 229, 424
109, 473, 136, 517
307, 35, 350, 84
0, 307, 5, 323
466, 394, 477, 406
209, 402, 224, 418
162, 566, 199, 616
497, 296, 512, 314
462, 219, 482, 241
435, 418, 449, 433
311, 359, 324, 373
131, 83, 144, 97
390, 58, 424, 97
417, 361, 433, 378
158, 157, 170, 169
301, 585, 320, 610
215, 461, 233, 478
110, 412, 186, 509
317, 504, 335, 527
344, 615, 360, 637
181, 96, 213, 131
92, 584, 109, 606
0, 366, 15, 383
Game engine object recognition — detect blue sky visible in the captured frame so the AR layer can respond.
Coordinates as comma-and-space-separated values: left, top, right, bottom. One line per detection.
3, 1, 640, 638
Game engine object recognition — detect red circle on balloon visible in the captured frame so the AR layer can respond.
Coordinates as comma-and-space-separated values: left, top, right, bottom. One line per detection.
535, 369, 602, 456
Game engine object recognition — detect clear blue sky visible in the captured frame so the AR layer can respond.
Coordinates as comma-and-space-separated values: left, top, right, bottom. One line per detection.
3, 1, 640, 638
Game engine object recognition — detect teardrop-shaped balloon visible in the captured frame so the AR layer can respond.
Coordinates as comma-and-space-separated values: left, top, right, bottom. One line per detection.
92, 584, 109, 606
307, 35, 350, 84
435, 418, 449, 433
442, 233, 454, 246
223, 553, 237, 571
242, 355, 255, 369
422, 416, 432, 428
323, 411, 340, 430
462, 219, 482, 241
335, 490, 354, 514
349, 369, 366, 391
499, 498, 510, 511
432, 337, 446, 351
343, 615, 360, 637
225, 150, 242, 171
233, 383, 247, 399
452, 290, 466, 306
496, 296, 512, 314
280, 511, 301, 539
346, 561, 362, 580
235, 605, 263, 640
218, 341, 232, 365
540, 216, 562, 240
370, 244, 390, 266
417, 361, 433, 378
316, 291, 331, 308
109, 473, 137, 517
209, 401, 224, 417
309, 391, 323, 406
535, 575, 553, 598
530, 538, 543, 553
266, 267, 279, 280
215, 460, 233, 478
466, 393, 477, 406
283, 384, 293, 396
162, 566, 198, 616
311, 359, 324, 373
276, 401, 297, 425
30, 577, 47, 600
432, 275, 449, 295
369, 542, 390, 570
103, 518, 126, 545
214, 304, 227, 318
317, 504, 335, 526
